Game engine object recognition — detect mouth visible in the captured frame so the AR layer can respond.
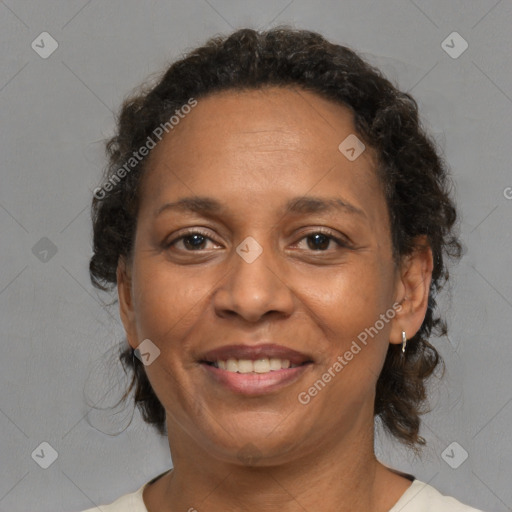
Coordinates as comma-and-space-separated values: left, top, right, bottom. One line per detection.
198, 343, 314, 395
202, 358, 309, 373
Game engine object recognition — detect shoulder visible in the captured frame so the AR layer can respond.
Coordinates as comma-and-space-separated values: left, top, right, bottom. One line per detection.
389, 479, 485, 512
77, 482, 147, 512
76, 469, 171, 512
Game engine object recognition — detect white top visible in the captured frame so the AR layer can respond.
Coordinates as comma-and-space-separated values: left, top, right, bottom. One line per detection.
78, 474, 485, 512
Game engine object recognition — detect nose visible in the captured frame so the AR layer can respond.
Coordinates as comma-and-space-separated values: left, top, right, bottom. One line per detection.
213, 238, 295, 323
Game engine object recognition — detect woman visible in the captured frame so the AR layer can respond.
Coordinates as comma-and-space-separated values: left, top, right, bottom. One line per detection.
81, 27, 483, 512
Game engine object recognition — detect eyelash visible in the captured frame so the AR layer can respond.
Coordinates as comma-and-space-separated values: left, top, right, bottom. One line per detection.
164, 228, 351, 252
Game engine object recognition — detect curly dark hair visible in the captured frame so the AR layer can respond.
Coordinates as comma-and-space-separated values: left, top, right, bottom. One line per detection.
89, 26, 462, 450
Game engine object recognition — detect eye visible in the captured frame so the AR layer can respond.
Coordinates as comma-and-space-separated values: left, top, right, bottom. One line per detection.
293, 230, 350, 252
164, 229, 222, 251
164, 228, 351, 254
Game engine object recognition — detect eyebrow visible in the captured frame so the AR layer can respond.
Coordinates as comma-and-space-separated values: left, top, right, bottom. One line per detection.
155, 195, 366, 219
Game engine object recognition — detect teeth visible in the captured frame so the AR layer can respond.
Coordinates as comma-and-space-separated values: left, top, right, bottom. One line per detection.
212, 357, 298, 373
253, 358, 270, 373
226, 358, 238, 372
269, 358, 283, 371
237, 359, 253, 374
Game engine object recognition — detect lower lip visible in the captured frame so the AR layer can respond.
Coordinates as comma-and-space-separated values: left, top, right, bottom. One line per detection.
200, 363, 312, 396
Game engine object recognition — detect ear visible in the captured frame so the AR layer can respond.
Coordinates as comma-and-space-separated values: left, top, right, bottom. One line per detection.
389, 236, 434, 346
117, 256, 139, 351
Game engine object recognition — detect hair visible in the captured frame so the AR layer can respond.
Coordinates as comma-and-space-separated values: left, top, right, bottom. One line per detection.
89, 26, 462, 450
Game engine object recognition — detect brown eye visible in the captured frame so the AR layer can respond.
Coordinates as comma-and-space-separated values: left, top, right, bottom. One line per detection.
306, 233, 331, 251
164, 230, 221, 252
294, 230, 350, 252
181, 233, 208, 250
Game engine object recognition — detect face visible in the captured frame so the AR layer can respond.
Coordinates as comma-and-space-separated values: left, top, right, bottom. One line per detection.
118, 87, 425, 465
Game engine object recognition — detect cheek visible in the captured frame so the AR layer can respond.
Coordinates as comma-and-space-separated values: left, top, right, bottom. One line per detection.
302, 263, 391, 332
130, 257, 206, 342
300, 261, 395, 385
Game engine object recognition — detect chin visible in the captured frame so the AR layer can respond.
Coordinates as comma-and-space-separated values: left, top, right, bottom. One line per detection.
200, 425, 300, 467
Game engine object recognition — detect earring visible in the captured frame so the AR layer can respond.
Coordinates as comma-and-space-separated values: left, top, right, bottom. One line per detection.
401, 331, 407, 354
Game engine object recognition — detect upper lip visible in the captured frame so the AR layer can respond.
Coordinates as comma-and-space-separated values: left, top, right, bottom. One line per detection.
199, 343, 314, 366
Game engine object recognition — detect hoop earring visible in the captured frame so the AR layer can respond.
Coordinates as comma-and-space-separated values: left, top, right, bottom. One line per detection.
401, 331, 407, 354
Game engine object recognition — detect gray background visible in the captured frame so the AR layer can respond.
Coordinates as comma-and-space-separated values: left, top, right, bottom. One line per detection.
1, 1, 511, 511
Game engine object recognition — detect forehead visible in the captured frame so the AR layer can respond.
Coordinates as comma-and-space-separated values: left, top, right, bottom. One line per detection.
140, 86, 384, 223
150, 86, 371, 158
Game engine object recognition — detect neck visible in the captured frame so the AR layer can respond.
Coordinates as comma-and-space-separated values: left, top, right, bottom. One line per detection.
147, 419, 410, 512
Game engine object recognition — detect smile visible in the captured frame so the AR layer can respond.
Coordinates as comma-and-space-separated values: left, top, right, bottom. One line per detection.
205, 357, 303, 373
200, 359, 313, 396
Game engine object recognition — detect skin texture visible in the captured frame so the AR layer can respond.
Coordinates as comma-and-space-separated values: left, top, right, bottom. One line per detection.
117, 87, 433, 512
